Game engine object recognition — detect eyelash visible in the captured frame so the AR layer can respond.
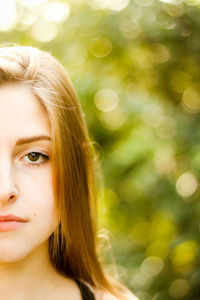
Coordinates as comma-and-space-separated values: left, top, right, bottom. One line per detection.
23, 151, 49, 167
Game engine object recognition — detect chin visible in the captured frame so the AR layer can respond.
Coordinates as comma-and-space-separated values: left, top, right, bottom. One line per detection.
0, 252, 26, 263
0, 240, 32, 263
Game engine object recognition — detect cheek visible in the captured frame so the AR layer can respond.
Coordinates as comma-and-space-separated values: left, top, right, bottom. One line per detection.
19, 167, 57, 227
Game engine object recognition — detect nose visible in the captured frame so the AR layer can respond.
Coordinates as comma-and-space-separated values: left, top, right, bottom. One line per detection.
0, 161, 18, 208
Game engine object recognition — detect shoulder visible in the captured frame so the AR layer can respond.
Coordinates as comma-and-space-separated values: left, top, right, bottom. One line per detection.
94, 289, 139, 300
76, 279, 139, 300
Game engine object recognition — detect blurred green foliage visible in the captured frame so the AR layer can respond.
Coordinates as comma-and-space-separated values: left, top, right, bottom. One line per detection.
2, 0, 200, 299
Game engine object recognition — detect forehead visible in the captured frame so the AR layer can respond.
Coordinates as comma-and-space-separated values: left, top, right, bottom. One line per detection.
0, 84, 51, 144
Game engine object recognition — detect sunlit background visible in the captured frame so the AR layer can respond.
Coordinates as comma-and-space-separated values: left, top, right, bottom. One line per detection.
1, 0, 200, 299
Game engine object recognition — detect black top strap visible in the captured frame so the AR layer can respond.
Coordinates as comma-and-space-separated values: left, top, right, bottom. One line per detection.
74, 279, 96, 300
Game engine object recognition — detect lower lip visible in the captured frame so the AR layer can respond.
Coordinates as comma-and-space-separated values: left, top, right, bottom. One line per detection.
0, 221, 27, 232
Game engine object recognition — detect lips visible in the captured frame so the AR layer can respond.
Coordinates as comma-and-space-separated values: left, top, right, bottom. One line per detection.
0, 214, 27, 222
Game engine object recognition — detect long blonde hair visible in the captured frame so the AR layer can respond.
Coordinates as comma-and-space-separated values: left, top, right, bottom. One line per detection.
0, 45, 134, 300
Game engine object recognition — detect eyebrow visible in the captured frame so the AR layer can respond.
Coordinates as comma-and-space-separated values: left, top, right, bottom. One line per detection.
15, 135, 52, 146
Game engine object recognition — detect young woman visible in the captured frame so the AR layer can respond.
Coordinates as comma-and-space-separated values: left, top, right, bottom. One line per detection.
0, 45, 137, 300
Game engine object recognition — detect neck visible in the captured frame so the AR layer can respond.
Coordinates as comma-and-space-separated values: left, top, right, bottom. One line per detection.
0, 241, 59, 300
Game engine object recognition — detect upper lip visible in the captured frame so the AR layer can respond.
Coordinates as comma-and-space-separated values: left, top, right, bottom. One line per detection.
0, 214, 27, 222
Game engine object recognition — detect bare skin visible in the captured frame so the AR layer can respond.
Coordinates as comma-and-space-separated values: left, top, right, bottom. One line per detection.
0, 242, 83, 300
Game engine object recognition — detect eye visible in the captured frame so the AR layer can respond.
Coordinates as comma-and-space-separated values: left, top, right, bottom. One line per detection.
23, 152, 49, 167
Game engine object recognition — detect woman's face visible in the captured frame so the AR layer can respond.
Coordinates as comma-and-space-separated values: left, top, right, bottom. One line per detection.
0, 84, 58, 262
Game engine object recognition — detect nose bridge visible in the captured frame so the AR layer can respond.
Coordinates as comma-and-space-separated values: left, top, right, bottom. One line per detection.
0, 149, 12, 177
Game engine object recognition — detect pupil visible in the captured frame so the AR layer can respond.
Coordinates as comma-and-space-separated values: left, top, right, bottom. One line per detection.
29, 153, 39, 162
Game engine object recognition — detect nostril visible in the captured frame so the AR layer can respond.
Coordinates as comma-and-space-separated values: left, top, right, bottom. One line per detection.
0, 189, 18, 205
9, 194, 17, 203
